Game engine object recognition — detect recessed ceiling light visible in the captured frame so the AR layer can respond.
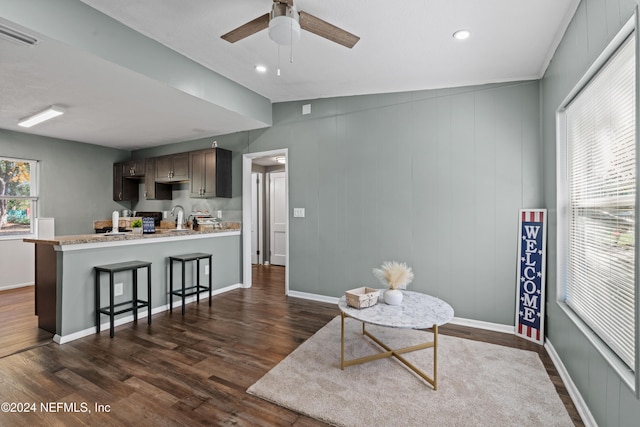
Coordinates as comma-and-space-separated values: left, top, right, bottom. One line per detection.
453, 30, 471, 40
255, 64, 267, 73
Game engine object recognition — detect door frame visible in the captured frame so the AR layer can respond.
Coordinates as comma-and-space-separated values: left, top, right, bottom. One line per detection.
242, 149, 289, 294
251, 172, 264, 265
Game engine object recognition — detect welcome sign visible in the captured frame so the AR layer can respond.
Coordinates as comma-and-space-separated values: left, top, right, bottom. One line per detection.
515, 209, 547, 344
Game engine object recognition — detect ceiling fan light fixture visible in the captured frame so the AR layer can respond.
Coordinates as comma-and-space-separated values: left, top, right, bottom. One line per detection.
269, 3, 301, 46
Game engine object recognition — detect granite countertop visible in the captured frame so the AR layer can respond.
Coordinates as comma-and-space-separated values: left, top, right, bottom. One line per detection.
24, 222, 241, 246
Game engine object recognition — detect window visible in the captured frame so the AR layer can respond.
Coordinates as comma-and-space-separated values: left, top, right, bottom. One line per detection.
0, 157, 38, 238
558, 25, 636, 377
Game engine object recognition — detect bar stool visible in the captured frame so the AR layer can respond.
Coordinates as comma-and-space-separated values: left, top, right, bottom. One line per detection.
169, 253, 212, 314
94, 260, 152, 338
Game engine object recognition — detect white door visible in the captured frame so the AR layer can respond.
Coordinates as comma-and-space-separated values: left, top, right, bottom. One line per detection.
269, 171, 286, 266
251, 173, 263, 264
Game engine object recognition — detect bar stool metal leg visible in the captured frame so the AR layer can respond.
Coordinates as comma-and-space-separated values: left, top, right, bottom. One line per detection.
95, 270, 100, 334
109, 271, 115, 338
169, 259, 174, 312
132, 268, 138, 322
147, 265, 152, 325
196, 258, 201, 305
181, 259, 186, 315
208, 256, 212, 306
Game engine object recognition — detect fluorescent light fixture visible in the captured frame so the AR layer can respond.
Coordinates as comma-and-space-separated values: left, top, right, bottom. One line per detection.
453, 29, 471, 40
0, 24, 38, 46
255, 64, 267, 73
275, 156, 286, 164
18, 105, 65, 128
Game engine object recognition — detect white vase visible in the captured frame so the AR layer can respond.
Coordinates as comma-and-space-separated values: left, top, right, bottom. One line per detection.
384, 289, 403, 305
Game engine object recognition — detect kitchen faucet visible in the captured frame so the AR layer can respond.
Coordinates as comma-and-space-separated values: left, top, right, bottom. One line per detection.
170, 205, 185, 229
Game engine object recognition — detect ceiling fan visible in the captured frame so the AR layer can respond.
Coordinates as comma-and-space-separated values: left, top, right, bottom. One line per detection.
221, 0, 360, 48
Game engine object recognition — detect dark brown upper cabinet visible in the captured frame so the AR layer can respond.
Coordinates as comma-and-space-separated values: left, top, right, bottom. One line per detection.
155, 153, 189, 183
189, 148, 232, 198
123, 159, 145, 178
113, 162, 139, 201
143, 158, 172, 200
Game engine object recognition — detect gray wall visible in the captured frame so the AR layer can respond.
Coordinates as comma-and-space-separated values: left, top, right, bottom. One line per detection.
541, 0, 640, 425
0, 129, 131, 233
248, 81, 542, 325
0, 129, 130, 288
134, 80, 542, 325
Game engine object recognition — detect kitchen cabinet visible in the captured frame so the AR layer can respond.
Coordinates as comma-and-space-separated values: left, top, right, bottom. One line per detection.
113, 162, 139, 201
123, 158, 145, 178
143, 158, 172, 200
189, 148, 232, 198
155, 153, 189, 183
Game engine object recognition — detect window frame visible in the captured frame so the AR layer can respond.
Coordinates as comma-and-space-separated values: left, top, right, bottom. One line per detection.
556, 14, 639, 394
0, 156, 38, 240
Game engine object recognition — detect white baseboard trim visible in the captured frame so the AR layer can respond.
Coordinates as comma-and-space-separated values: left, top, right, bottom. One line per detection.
449, 317, 515, 334
545, 339, 597, 427
287, 290, 339, 305
0, 282, 34, 292
54, 283, 242, 345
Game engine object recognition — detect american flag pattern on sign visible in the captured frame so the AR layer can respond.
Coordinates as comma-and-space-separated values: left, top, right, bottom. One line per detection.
515, 209, 547, 345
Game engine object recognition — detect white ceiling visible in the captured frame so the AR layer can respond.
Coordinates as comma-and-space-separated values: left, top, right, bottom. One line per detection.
0, 0, 580, 150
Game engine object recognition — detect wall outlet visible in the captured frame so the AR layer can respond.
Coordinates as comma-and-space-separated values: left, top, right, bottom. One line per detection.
114, 282, 123, 296
205, 265, 209, 275
217, 210, 222, 219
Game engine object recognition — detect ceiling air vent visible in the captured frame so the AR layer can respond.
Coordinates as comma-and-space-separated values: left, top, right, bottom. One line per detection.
0, 24, 38, 46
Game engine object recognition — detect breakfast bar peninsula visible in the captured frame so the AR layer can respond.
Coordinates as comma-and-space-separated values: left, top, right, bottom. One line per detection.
24, 224, 241, 343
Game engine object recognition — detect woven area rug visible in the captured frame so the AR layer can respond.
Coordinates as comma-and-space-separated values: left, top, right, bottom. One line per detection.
247, 316, 573, 427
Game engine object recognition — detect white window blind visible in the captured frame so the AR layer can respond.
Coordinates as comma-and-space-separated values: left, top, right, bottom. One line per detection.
564, 34, 636, 370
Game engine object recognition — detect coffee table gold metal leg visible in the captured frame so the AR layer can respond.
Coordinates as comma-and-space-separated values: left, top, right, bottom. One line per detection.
433, 324, 438, 390
341, 312, 345, 370
340, 314, 439, 390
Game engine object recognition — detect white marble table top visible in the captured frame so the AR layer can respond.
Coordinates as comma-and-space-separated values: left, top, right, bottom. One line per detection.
338, 290, 454, 329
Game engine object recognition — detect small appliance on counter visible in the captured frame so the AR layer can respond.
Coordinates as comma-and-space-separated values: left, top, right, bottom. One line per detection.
191, 212, 219, 231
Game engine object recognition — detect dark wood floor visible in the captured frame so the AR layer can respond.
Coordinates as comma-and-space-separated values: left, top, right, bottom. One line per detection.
0, 285, 53, 358
0, 266, 583, 426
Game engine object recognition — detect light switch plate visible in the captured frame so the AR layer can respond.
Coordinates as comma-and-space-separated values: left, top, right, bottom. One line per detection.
293, 208, 305, 218
302, 104, 311, 115
114, 283, 123, 296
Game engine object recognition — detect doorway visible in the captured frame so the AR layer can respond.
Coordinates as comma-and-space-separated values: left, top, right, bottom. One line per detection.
242, 149, 289, 293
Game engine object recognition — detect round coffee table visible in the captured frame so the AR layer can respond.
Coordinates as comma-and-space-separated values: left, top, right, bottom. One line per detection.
338, 290, 454, 390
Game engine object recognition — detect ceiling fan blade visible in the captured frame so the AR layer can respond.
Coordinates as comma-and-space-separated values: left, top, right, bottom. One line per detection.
299, 11, 360, 48
221, 13, 270, 43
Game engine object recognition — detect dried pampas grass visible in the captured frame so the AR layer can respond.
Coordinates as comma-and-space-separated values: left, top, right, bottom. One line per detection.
372, 261, 414, 290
